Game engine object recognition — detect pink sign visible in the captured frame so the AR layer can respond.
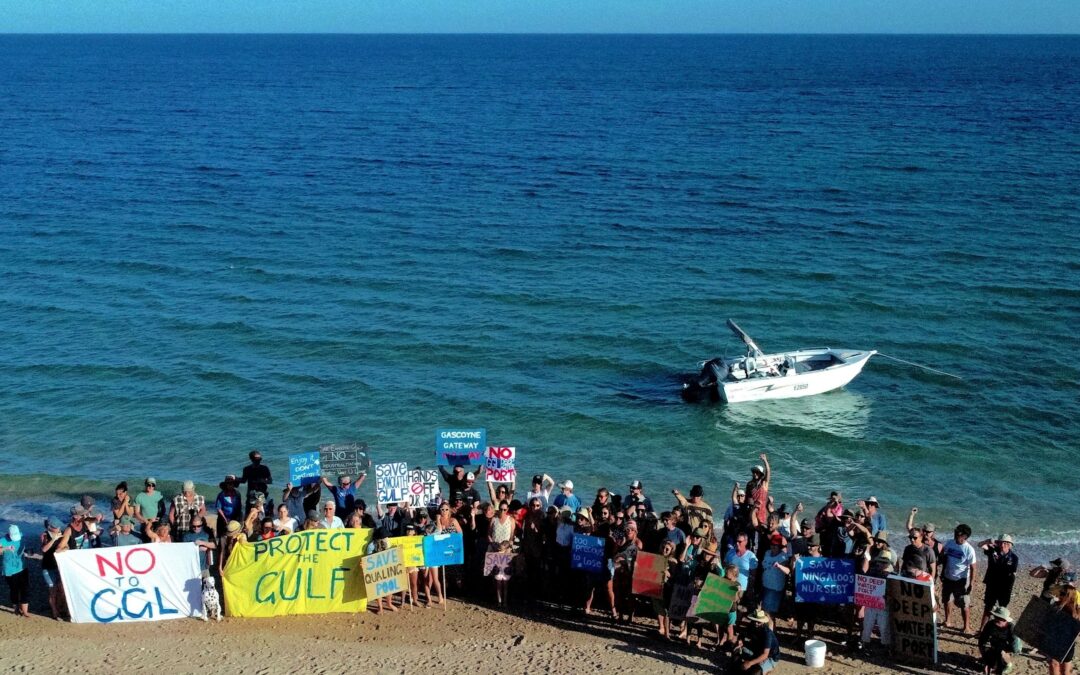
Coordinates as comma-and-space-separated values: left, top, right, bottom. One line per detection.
855, 574, 886, 609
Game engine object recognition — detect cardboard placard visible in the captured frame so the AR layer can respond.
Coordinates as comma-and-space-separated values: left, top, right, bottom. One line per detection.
886, 575, 937, 665
855, 574, 887, 609
631, 552, 666, 598
1014, 595, 1080, 662
422, 532, 464, 567
386, 536, 426, 568
406, 468, 440, 509
361, 547, 407, 600
319, 443, 370, 479
694, 573, 740, 624
483, 551, 515, 577
485, 446, 516, 483
375, 462, 410, 505
288, 451, 322, 486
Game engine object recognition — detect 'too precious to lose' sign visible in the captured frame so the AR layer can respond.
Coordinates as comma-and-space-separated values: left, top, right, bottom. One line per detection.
436, 428, 486, 466
794, 557, 855, 604
570, 534, 604, 573
485, 446, 516, 483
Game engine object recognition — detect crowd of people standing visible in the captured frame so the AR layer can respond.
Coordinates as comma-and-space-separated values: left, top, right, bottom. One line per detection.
2, 449, 1077, 674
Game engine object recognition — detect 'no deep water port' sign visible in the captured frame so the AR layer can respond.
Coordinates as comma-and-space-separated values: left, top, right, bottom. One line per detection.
436, 428, 486, 466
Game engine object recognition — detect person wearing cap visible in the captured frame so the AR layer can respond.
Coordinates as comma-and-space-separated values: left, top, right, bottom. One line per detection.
59, 506, 98, 551
1, 525, 29, 618
761, 532, 791, 619
40, 517, 66, 619
902, 526, 937, 579
111, 516, 142, 547
460, 472, 483, 509
746, 452, 772, 526
320, 473, 363, 521
776, 501, 803, 541
674, 484, 713, 532
977, 605, 1015, 675
977, 534, 1019, 631
738, 608, 781, 674
526, 473, 555, 510
134, 477, 165, 530
861, 532, 897, 648
552, 479, 581, 514
110, 481, 135, 524
941, 523, 979, 634
438, 464, 477, 500
238, 449, 273, 509
169, 480, 206, 538
790, 519, 816, 557
624, 480, 653, 515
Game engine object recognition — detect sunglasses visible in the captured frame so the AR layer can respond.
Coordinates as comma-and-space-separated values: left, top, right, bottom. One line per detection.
324, 507, 333, 511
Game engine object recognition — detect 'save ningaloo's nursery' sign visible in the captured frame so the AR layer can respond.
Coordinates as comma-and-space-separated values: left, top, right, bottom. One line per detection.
57, 542, 203, 623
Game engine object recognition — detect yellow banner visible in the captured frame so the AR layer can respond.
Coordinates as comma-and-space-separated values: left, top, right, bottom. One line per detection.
223, 529, 373, 617
386, 535, 426, 567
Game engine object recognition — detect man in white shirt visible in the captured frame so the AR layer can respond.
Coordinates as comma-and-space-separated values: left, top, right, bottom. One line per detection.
940, 523, 978, 633
318, 501, 344, 529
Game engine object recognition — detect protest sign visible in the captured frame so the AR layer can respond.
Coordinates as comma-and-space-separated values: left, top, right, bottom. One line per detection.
436, 428, 486, 466
668, 582, 695, 621
375, 462, 410, 505
288, 451, 321, 486
387, 535, 426, 568
483, 551, 515, 577
795, 557, 855, 604
57, 543, 202, 624
570, 534, 605, 573
318, 442, 370, 479
222, 528, 372, 617
886, 575, 937, 665
422, 532, 464, 567
485, 446, 516, 483
631, 552, 666, 598
407, 468, 440, 509
855, 574, 887, 609
1014, 595, 1080, 662
361, 547, 408, 601
694, 574, 740, 624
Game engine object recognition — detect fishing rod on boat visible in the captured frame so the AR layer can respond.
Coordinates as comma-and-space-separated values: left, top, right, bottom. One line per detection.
875, 353, 963, 380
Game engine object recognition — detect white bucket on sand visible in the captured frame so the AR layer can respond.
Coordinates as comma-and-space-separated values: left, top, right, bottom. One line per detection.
804, 639, 827, 668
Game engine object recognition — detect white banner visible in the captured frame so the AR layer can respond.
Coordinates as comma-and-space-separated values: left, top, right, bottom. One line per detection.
57, 542, 203, 624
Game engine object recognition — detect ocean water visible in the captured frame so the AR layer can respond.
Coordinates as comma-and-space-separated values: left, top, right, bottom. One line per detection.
0, 35, 1077, 549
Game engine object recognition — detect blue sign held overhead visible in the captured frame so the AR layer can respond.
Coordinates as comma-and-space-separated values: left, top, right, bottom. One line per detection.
288, 451, 322, 486
571, 534, 605, 573
795, 557, 856, 604
422, 532, 464, 567
435, 428, 486, 466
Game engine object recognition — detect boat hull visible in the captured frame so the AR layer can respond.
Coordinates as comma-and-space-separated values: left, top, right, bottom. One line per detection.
719, 349, 875, 403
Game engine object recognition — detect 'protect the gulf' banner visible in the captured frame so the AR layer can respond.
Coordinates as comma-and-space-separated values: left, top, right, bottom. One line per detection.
794, 557, 855, 604
57, 543, 202, 624
436, 428, 486, 465
223, 529, 373, 617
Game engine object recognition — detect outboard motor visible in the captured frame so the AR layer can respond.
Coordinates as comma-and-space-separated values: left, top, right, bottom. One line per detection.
681, 358, 722, 402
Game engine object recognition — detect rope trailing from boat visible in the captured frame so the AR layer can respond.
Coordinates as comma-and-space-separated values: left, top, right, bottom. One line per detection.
876, 352, 963, 380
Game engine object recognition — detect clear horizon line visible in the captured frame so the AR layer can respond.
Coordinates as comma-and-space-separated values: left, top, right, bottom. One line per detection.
2, 31, 1079, 37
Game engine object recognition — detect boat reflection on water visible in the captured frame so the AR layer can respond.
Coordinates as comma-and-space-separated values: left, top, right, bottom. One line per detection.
715, 388, 872, 439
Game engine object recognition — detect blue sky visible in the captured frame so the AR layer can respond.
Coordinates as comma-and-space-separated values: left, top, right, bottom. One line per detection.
3, 0, 1078, 34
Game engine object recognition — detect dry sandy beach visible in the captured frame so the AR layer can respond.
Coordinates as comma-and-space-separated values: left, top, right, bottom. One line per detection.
0, 555, 1064, 675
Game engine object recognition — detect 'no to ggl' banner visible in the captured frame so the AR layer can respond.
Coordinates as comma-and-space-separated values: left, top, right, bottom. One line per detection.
57, 542, 203, 624
223, 528, 373, 617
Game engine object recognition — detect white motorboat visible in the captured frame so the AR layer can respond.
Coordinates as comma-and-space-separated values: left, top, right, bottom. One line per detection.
682, 320, 876, 403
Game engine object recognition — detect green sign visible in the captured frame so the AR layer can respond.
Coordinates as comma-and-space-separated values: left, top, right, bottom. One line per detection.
694, 574, 740, 623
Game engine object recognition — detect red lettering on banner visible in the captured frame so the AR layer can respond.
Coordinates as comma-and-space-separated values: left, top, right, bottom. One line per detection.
95, 547, 158, 577
487, 446, 513, 460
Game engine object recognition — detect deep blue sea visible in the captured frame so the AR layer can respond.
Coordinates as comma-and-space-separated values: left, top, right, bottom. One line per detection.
0, 35, 1077, 550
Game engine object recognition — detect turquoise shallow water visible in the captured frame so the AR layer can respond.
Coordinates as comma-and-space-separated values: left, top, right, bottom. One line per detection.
0, 35, 1077, 548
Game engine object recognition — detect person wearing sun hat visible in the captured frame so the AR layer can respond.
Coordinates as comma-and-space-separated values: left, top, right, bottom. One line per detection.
738, 608, 781, 674
1, 525, 30, 617
978, 533, 1019, 631
977, 605, 1015, 675
552, 479, 581, 514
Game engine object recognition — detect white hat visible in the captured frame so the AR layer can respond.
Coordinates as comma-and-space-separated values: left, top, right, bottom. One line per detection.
183, 480, 195, 491
8, 524, 22, 542
466, 472, 475, 480
752, 464, 765, 475
560, 480, 574, 490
